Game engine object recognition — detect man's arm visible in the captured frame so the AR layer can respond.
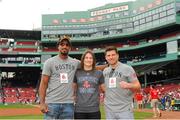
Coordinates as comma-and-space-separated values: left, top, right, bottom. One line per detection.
100, 83, 105, 93
119, 79, 141, 93
99, 83, 105, 103
95, 64, 108, 71
39, 74, 49, 113
73, 83, 77, 103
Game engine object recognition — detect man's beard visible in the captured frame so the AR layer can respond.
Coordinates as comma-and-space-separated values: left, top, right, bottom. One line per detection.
61, 51, 68, 56
110, 60, 118, 66
60, 48, 69, 56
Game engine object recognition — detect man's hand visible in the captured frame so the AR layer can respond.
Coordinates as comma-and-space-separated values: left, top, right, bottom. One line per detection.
100, 93, 105, 104
40, 103, 48, 113
120, 80, 141, 93
119, 81, 131, 89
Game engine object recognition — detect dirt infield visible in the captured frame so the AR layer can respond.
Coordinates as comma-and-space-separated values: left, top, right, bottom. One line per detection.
0, 106, 179, 119
0, 107, 42, 116
135, 109, 180, 119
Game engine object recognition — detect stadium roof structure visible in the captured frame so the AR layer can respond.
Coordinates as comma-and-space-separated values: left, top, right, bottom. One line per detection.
0, 29, 41, 40
134, 60, 174, 74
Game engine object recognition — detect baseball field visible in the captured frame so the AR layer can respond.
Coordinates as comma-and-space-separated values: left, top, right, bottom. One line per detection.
0, 103, 179, 119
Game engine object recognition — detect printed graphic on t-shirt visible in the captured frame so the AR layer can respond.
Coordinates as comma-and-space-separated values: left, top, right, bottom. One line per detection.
83, 81, 91, 88
60, 73, 68, 83
79, 76, 97, 94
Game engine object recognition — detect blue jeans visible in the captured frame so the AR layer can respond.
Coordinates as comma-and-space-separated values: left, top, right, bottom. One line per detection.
44, 103, 74, 120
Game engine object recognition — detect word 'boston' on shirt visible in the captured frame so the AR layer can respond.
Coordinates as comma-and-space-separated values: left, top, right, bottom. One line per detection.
42, 55, 80, 103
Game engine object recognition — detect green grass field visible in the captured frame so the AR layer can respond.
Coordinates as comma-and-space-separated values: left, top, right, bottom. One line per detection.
0, 103, 35, 108
0, 104, 153, 119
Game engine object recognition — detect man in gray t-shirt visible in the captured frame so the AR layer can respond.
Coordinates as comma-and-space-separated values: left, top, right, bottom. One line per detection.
39, 36, 80, 119
103, 46, 141, 119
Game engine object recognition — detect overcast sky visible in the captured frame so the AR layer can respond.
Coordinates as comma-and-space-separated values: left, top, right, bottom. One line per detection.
0, 0, 135, 30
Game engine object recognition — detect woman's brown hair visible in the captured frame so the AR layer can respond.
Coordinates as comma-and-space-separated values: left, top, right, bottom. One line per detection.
80, 49, 96, 70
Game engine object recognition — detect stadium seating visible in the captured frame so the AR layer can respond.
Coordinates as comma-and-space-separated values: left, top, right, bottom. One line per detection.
0, 39, 8, 44
3, 87, 19, 103
17, 88, 36, 103
0, 96, 3, 103
1, 87, 37, 104
4, 96, 19, 103
160, 32, 179, 39
16, 41, 36, 45
13, 48, 37, 52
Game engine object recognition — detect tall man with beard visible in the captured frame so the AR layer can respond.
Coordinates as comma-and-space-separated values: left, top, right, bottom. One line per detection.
39, 36, 80, 119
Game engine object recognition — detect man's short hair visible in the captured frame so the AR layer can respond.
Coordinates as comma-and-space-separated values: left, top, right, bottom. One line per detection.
104, 46, 118, 55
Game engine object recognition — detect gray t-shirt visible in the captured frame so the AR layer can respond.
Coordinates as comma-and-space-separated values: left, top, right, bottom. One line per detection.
103, 62, 138, 112
74, 69, 104, 113
42, 55, 80, 103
